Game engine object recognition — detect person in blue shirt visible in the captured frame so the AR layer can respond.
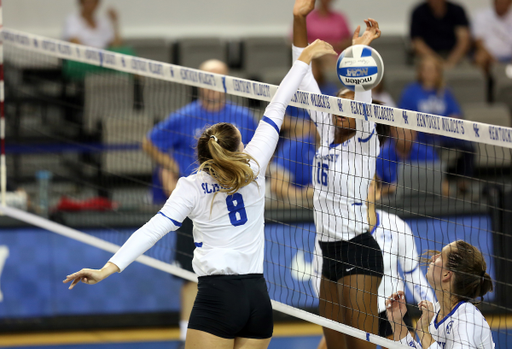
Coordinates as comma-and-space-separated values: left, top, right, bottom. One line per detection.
376, 126, 445, 197
142, 59, 257, 347
399, 55, 474, 194
269, 106, 317, 206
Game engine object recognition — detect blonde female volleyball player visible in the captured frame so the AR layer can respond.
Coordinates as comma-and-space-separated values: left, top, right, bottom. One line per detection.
63, 40, 336, 349
293, 0, 383, 348
386, 241, 495, 349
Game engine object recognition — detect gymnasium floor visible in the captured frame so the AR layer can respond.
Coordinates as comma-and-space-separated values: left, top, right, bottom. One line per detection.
0, 323, 323, 349
1, 321, 512, 349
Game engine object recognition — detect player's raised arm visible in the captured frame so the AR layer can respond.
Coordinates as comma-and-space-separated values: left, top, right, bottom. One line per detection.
244, 40, 335, 169
292, 0, 314, 49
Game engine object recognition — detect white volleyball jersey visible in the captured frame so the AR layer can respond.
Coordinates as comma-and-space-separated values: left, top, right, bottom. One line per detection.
292, 45, 380, 242
400, 301, 495, 349
372, 210, 435, 313
109, 60, 310, 276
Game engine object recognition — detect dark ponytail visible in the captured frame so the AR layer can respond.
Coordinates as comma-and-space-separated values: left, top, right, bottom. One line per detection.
447, 240, 494, 302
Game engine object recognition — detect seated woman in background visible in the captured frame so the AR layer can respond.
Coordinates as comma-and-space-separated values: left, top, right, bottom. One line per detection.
63, 0, 122, 49
398, 55, 475, 195
62, 0, 133, 81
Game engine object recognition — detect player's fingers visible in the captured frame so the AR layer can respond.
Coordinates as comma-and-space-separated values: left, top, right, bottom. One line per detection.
64, 271, 82, 283
368, 18, 379, 29
352, 25, 361, 41
68, 277, 81, 290
390, 292, 400, 300
323, 42, 336, 55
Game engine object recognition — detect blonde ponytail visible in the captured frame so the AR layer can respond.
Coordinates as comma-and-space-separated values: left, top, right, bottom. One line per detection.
197, 123, 259, 195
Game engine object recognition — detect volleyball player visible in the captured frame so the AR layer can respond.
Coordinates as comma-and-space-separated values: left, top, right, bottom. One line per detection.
142, 59, 257, 346
314, 177, 435, 349
63, 39, 337, 349
386, 240, 495, 348
293, 0, 383, 348
367, 178, 435, 338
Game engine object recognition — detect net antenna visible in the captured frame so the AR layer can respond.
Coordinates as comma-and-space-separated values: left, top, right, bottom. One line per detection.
0, 1, 6, 207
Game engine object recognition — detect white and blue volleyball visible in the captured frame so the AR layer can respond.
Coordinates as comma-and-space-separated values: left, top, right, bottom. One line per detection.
336, 45, 384, 92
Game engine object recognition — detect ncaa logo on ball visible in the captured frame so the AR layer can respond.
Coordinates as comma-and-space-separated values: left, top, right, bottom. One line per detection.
336, 44, 384, 92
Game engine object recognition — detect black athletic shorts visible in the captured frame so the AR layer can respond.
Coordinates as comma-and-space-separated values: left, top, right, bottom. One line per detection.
175, 217, 194, 273
188, 274, 273, 339
378, 309, 413, 338
319, 232, 384, 282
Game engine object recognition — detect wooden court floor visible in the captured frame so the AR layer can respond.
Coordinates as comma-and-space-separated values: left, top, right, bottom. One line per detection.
0, 322, 323, 347
1, 316, 511, 348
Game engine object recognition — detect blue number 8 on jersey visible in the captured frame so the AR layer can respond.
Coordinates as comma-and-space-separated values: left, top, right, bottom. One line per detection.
226, 193, 248, 226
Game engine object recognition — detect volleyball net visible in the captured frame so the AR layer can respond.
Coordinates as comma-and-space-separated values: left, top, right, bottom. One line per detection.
1, 28, 512, 348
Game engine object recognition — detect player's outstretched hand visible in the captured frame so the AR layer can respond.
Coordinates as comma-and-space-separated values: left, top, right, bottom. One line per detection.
352, 18, 381, 46
417, 300, 435, 333
385, 290, 407, 324
299, 39, 337, 64
293, 0, 316, 18
63, 262, 120, 290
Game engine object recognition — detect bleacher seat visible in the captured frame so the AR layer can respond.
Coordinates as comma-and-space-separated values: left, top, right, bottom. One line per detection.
371, 35, 410, 67
6, 153, 74, 180
462, 102, 512, 168
124, 38, 172, 63
176, 38, 227, 68
259, 68, 288, 86
396, 161, 445, 198
383, 67, 416, 103
101, 115, 153, 176
242, 37, 291, 80
142, 77, 193, 121
83, 74, 135, 134
445, 67, 486, 104
493, 63, 512, 113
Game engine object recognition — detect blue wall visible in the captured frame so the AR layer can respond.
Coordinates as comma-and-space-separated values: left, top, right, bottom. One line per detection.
0, 214, 495, 319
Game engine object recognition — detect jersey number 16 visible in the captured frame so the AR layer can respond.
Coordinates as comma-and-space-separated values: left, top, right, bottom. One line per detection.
317, 162, 328, 186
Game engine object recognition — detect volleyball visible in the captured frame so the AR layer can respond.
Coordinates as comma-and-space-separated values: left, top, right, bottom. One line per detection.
336, 44, 384, 92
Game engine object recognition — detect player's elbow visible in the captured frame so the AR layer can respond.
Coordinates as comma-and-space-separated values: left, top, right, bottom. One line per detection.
141, 137, 153, 154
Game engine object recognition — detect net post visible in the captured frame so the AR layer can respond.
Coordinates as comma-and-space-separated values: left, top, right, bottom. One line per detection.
0, 0, 5, 208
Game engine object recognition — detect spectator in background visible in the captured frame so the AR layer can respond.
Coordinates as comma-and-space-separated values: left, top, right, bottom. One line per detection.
399, 55, 474, 194
306, 0, 352, 54
472, 0, 512, 74
311, 57, 340, 97
376, 127, 444, 197
63, 0, 122, 49
372, 79, 396, 108
410, 0, 471, 69
62, 0, 134, 81
269, 107, 316, 207
142, 59, 257, 348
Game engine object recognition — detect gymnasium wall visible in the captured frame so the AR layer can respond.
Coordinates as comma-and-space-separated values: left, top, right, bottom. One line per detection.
0, 215, 495, 323
4, 0, 488, 39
